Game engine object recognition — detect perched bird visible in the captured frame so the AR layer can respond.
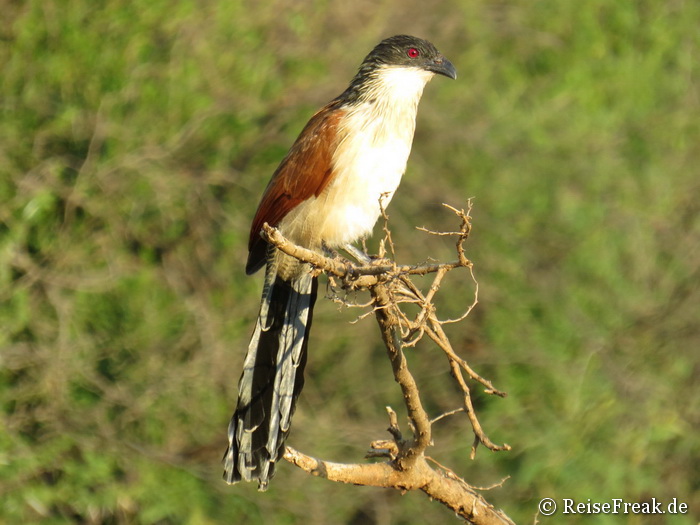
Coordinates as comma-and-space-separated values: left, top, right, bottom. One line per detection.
224, 35, 456, 490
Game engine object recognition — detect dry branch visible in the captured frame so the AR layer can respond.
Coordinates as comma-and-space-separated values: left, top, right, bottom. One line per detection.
284, 447, 513, 525
261, 202, 513, 524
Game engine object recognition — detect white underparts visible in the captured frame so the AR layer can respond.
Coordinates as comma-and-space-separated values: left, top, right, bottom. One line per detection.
279, 65, 435, 256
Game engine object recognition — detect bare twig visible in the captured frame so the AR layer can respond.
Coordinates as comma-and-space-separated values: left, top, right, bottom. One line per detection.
379, 192, 397, 260
261, 223, 470, 282
431, 407, 465, 425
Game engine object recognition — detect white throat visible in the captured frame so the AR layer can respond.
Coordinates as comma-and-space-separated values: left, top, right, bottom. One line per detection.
367, 65, 435, 106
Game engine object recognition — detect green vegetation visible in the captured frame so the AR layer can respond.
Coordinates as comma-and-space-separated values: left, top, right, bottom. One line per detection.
1, 1, 698, 523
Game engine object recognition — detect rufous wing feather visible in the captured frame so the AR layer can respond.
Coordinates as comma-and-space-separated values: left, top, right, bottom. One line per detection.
246, 102, 347, 274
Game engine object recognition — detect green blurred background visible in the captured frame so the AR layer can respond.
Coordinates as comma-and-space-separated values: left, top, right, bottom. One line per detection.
1, 1, 698, 523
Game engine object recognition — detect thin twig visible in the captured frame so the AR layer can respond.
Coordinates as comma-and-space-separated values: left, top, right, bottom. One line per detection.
430, 407, 465, 425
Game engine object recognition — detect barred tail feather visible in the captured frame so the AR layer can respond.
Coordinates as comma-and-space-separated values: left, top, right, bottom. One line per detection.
224, 266, 317, 490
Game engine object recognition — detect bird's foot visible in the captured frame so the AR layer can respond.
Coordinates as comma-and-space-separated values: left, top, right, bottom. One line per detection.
342, 244, 373, 265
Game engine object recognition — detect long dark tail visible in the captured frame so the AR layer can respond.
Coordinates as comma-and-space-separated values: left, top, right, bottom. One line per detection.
223, 265, 318, 490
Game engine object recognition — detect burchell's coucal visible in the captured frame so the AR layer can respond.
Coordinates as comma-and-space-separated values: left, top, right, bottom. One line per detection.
224, 35, 456, 490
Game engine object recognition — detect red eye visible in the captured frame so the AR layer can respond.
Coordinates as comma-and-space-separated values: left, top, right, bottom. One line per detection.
407, 47, 420, 58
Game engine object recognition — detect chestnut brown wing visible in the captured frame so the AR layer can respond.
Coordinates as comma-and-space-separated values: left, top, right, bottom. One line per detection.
246, 102, 346, 274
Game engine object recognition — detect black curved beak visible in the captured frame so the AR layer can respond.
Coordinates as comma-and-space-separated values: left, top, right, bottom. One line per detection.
427, 56, 457, 80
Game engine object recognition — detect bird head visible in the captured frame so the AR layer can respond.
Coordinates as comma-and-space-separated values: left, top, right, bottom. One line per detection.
361, 35, 457, 80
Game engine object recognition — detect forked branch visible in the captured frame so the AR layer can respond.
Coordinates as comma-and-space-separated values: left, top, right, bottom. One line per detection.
262, 202, 513, 524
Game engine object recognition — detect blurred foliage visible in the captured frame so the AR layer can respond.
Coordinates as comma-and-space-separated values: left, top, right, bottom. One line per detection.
1, 0, 699, 523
